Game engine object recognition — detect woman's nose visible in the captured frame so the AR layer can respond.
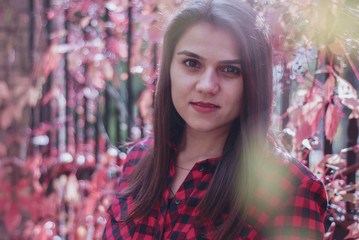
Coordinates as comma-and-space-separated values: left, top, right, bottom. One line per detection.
195, 68, 219, 95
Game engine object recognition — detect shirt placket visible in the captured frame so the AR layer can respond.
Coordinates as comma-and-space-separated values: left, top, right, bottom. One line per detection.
162, 160, 211, 239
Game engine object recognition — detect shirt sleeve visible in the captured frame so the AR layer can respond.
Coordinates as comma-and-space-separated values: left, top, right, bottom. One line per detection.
267, 176, 328, 239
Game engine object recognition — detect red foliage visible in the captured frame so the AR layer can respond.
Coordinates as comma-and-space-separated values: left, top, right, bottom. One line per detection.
0, 0, 358, 239
289, 87, 324, 149
5, 202, 22, 233
325, 103, 341, 143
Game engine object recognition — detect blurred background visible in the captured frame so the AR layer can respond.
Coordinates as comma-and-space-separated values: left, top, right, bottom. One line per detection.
0, 0, 358, 239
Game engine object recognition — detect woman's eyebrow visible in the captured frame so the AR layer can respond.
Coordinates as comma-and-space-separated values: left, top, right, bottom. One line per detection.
177, 50, 204, 60
177, 50, 241, 65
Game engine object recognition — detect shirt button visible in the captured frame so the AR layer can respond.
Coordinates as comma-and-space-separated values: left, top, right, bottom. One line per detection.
199, 165, 205, 172
175, 199, 181, 205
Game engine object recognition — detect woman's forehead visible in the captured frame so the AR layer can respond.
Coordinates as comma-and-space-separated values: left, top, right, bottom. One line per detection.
173, 22, 241, 61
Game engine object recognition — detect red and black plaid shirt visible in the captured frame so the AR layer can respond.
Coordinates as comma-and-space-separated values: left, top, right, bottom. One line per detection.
103, 138, 327, 239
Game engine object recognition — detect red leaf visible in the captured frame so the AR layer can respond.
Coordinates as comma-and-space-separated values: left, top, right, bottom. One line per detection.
28, 87, 40, 107
323, 76, 335, 102
92, 169, 107, 191
342, 98, 359, 119
0, 81, 10, 103
345, 222, 359, 239
337, 76, 357, 99
109, 11, 127, 28
102, 60, 114, 80
328, 42, 345, 56
107, 36, 128, 59
147, 23, 162, 43
325, 103, 341, 142
290, 94, 324, 148
294, 122, 313, 148
16, 178, 31, 192
65, 173, 80, 204
137, 88, 154, 119
0, 196, 10, 213
87, 64, 105, 90
4, 202, 22, 233
16, 178, 35, 212
85, 193, 98, 215
32, 193, 57, 220
0, 105, 14, 129
107, 37, 121, 56
0, 141, 6, 156
41, 88, 54, 105
314, 65, 331, 75
80, 16, 91, 29
0, 182, 12, 193
42, 44, 63, 79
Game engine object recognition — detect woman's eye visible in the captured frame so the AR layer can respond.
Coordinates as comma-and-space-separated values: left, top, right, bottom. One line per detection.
184, 59, 200, 68
222, 66, 241, 75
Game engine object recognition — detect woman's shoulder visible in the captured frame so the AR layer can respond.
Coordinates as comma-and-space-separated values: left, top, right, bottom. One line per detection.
276, 150, 325, 191
247, 149, 328, 238
122, 137, 154, 170
267, 149, 326, 202
112, 137, 154, 195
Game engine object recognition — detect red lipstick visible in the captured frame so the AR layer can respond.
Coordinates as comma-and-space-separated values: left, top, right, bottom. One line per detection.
190, 101, 219, 113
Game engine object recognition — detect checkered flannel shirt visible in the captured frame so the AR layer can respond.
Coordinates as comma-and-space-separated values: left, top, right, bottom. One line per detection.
103, 138, 327, 239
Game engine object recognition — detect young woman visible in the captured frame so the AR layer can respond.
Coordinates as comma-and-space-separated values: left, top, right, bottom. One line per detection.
103, 0, 327, 239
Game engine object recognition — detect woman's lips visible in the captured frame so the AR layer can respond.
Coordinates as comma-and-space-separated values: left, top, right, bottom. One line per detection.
190, 101, 220, 113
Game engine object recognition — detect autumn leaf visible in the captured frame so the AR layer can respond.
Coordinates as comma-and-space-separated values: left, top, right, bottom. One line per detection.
290, 93, 324, 148
325, 103, 341, 142
107, 37, 125, 58
87, 64, 105, 90
328, 42, 345, 56
0, 195, 10, 213
334, 76, 359, 119
345, 222, 359, 239
109, 10, 127, 27
0, 81, 10, 104
28, 87, 41, 107
102, 60, 114, 80
341, 98, 359, 119
137, 88, 154, 118
315, 65, 331, 75
337, 76, 357, 99
31, 193, 58, 221
0, 105, 14, 129
4, 202, 22, 233
80, 16, 91, 29
42, 44, 63, 79
147, 22, 163, 43
85, 193, 98, 216
294, 122, 314, 149
41, 88, 55, 105
341, 193, 357, 203
0, 141, 6, 156
323, 75, 335, 102
65, 173, 80, 204
16, 178, 36, 213
324, 154, 343, 165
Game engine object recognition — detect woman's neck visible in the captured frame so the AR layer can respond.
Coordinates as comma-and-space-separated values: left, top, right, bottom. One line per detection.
177, 126, 229, 165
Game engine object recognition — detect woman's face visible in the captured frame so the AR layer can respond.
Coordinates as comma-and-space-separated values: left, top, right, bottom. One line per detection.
170, 22, 244, 135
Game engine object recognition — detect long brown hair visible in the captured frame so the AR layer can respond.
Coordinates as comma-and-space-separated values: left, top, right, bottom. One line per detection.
121, 0, 273, 238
